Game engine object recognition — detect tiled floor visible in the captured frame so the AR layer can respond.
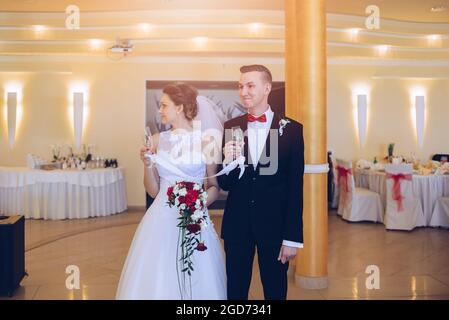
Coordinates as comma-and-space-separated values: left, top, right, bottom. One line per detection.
1, 210, 449, 300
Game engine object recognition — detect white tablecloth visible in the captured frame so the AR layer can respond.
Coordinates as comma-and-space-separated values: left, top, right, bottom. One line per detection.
354, 169, 449, 225
0, 167, 127, 220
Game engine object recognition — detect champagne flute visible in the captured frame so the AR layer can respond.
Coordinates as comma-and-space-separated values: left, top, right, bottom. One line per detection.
143, 126, 155, 167
144, 126, 154, 149
231, 126, 244, 161
53, 146, 60, 162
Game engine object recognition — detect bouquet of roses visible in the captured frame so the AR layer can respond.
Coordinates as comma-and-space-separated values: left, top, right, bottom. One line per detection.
167, 181, 208, 277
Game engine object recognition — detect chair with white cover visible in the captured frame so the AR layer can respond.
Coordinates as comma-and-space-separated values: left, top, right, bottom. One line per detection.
429, 197, 449, 228
336, 159, 383, 223
384, 164, 425, 231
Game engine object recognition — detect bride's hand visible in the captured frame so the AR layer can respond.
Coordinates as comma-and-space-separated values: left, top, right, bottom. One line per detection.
140, 146, 156, 166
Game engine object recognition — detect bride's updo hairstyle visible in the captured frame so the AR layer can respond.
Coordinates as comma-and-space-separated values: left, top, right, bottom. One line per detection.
162, 83, 198, 121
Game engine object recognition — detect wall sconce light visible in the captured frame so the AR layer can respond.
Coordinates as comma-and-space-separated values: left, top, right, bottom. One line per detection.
7, 92, 17, 148
73, 92, 84, 149
415, 95, 425, 147
357, 94, 368, 147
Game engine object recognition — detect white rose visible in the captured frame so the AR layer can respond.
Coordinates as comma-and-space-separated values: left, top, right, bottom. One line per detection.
192, 209, 203, 221
193, 184, 200, 191
178, 188, 187, 196
180, 203, 186, 210
175, 198, 180, 206
173, 185, 179, 194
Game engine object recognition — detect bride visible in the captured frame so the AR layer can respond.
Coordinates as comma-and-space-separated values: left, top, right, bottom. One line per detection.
116, 83, 226, 300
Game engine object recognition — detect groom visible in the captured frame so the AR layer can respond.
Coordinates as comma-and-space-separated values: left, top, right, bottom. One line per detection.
217, 65, 304, 300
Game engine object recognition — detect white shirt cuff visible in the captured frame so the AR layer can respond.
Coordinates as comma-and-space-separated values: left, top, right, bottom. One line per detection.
282, 240, 303, 248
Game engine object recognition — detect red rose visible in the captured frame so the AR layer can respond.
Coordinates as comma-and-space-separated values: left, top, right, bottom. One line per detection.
185, 189, 199, 206
167, 186, 174, 197
196, 242, 207, 251
186, 223, 201, 234
178, 196, 185, 204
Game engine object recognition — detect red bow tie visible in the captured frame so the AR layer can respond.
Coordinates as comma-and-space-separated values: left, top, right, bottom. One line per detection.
247, 113, 267, 123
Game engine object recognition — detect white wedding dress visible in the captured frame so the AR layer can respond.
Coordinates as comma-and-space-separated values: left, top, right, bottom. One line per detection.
116, 130, 227, 300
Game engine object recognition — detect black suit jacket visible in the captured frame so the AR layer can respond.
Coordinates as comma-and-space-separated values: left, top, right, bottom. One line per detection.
217, 112, 304, 245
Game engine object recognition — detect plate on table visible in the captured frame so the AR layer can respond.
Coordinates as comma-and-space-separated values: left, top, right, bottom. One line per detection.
37, 163, 61, 170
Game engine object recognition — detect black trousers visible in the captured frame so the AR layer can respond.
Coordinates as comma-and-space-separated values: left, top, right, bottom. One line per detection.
224, 239, 289, 300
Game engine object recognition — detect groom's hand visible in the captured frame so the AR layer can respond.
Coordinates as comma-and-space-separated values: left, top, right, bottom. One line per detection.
223, 141, 244, 164
278, 245, 297, 264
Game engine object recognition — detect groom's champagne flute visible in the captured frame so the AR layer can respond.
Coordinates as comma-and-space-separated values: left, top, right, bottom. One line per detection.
231, 126, 244, 161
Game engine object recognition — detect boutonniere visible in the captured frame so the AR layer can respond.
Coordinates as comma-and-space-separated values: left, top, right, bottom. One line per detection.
279, 118, 291, 136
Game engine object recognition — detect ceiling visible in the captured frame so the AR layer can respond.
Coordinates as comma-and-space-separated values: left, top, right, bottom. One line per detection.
0, 0, 448, 23
326, 0, 449, 23
0, 0, 447, 61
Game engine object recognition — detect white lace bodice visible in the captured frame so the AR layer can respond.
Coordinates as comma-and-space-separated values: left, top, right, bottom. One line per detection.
156, 130, 206, 186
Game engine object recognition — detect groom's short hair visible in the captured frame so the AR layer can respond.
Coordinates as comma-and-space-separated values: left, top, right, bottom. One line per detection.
240, 65, 272, 85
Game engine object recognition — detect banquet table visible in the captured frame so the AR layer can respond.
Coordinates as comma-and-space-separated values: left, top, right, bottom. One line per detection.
0, 166, 127, 220
354, 169, 449, 225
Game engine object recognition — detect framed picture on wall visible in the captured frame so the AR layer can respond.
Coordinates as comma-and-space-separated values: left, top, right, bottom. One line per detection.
145, 80, 285, 209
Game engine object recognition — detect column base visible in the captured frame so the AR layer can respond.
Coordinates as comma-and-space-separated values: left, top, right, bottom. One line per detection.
295, 275, 328, 289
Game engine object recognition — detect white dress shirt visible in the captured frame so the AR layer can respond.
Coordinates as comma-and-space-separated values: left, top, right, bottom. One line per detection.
247, 107, 274, 167
247, 106, 303, 249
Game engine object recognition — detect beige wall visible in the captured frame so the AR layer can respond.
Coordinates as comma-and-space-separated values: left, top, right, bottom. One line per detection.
327, 64, 449, 163
1, 59, 448, 206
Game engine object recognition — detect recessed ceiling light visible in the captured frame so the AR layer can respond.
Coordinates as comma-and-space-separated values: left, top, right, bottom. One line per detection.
33, 25, 45, 32
349, 28, 360, 36
89, 39, 103, 49
430, 4, 448, 12
376, 45, 390, 56
427, 34, 443, 47
249, 23, 262, 33
428, 34, 441, 41
138, 23, 152, 32
193, 37, 208, 47
347, 28, 361, 42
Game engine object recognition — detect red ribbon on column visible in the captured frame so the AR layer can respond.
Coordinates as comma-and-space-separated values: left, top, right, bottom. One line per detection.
337, 166, 352, 208
386, 173, 412, 212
